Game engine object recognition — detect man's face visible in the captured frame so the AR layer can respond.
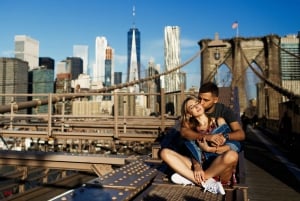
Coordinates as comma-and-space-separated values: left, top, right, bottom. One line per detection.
198, 92, 218, 113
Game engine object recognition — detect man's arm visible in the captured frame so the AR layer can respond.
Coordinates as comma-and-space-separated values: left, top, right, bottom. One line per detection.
226, 121, 245, 141
180, 124, 207, 140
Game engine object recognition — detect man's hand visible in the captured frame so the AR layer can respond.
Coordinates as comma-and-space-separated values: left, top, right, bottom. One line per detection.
205, 133, 226, 146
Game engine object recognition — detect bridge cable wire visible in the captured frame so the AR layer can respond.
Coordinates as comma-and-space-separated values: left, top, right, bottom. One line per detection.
92, 48, 203, 93
233, 47, 265, 87
204, 48, 233, 83
240, 44, 300, 100
0, 47, 205, 113
271, 39, 300, 60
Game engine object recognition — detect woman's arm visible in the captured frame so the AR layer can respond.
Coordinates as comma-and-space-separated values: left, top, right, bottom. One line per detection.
181, 122, 207, 140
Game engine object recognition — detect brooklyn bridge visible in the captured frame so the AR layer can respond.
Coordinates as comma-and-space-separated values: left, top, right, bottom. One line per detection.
0, 34, 299, 201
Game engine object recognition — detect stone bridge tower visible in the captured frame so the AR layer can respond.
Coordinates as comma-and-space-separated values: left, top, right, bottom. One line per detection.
199, 34, 282, 119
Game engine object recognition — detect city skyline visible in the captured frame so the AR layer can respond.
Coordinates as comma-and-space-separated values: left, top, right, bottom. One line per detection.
1, 0, 300, 88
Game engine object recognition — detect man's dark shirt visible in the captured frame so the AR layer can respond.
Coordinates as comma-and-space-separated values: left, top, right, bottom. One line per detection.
206, 103, 237, 124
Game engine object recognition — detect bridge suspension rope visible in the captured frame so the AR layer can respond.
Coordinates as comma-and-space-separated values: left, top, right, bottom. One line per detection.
0, 46, 205, 113
271, 39, 300, 60
93, 48, 203, 93
240, 44, 300, 100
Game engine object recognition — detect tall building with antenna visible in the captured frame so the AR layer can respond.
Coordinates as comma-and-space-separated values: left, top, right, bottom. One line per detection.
127, 6, 141, 93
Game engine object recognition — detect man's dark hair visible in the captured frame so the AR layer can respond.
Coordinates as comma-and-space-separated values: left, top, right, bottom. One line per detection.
199, 82, 219, 97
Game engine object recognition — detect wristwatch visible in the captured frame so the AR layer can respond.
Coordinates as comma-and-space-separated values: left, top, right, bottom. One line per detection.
223, 133, 229, 140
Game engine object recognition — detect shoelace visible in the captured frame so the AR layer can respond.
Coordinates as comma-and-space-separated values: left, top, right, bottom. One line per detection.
204, 182, 218, 194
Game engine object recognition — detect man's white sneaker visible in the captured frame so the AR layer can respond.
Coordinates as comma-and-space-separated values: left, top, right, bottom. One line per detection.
171, 173, 194, 186
201, 178, 225, 195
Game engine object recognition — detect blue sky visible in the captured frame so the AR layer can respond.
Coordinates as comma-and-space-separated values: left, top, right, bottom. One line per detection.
1, 0, 299, 89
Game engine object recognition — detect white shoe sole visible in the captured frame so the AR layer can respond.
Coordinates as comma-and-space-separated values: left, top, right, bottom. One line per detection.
171, 173, 194, 186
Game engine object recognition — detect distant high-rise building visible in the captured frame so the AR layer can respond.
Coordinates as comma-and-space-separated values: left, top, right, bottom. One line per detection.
14, 35, 39, 70
30, 68, 54, 113
127, 6, 141, 85
39, 57, 54, 70
104, 46, 114, 100
0, 58, 28, 113
104, 46, 113, 87
164, 26, 181, 93
281, 34, 300, 80
73, 45, 89, 75
127, 28, 141, 94
127, 27, 141, 86
66, 57, 83, 80
56, 61, 68, 75
280, 33, 300, 101
94, 36, 108, 83
114, 72, 122, 85
147, 58, 161, 113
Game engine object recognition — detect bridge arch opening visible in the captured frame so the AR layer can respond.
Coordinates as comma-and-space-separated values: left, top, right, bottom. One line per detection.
214, 64, 232, 87
245, 62, 263, 101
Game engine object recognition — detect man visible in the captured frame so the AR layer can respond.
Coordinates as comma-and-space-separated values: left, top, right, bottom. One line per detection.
160, 82, 245, 194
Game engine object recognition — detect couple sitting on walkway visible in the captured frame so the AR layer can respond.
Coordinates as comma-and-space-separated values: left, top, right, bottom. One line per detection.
160, 82, 245, 195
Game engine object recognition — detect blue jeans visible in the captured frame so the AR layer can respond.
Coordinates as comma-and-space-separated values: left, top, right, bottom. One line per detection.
185, 124, 241, 164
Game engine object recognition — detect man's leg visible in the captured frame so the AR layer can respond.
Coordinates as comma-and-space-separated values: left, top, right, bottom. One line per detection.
160, 148, 196, 183
203, 150, 238, 182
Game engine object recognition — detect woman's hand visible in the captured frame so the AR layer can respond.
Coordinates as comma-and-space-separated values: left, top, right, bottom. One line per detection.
197, 137, 220, 153
193, 164, 205, 185
197, 137, 210, 152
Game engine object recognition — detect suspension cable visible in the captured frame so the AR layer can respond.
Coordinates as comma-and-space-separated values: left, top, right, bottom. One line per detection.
92, 46, 205, 93
271, 38, 300, 59
204, 48, 232, 83
240, 45, 300, 100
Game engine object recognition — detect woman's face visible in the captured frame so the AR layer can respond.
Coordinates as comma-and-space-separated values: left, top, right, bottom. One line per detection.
186, 99, 205, 117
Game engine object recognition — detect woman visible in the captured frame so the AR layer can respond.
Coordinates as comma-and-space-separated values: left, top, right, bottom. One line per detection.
181, 96, 241, 165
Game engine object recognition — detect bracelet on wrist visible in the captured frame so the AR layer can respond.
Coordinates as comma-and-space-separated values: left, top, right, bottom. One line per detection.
215, 146, 218, 153
223, 133, 229, 140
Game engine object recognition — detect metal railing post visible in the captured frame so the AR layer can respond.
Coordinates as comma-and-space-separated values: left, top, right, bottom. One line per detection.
113, 91, 118, 138
160, 88, 165, 131
48, 94, 52, 137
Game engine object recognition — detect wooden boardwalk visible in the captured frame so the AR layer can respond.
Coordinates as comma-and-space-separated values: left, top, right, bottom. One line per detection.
2, 125, 300, 201
244, 126, 300, 201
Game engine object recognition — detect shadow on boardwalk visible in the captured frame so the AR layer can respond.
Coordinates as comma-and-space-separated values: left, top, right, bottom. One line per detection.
244, 126, 300, 201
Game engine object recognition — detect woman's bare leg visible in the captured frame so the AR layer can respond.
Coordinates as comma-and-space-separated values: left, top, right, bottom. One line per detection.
204, 150, 238, 182
160, 148, 197, 183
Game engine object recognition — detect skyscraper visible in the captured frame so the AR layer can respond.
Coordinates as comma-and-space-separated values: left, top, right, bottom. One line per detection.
104, 46, 114, 100
73, 45, 89, 75
30, 68, 54, 114
104, 46, 114, 87
66, 57, 83, 80
0, 58, 28, 113
39, 57, 54, 70
280, 33, 300, 101
127, 9, 141, 93
114, 72, 122, 85
164, 26, 181, 93
14, 35, 39, 70
94, 36, 108, 83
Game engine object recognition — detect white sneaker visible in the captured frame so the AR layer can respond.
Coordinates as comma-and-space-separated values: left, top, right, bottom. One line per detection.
201, 178, 225, 195
171, 173, 194, 186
